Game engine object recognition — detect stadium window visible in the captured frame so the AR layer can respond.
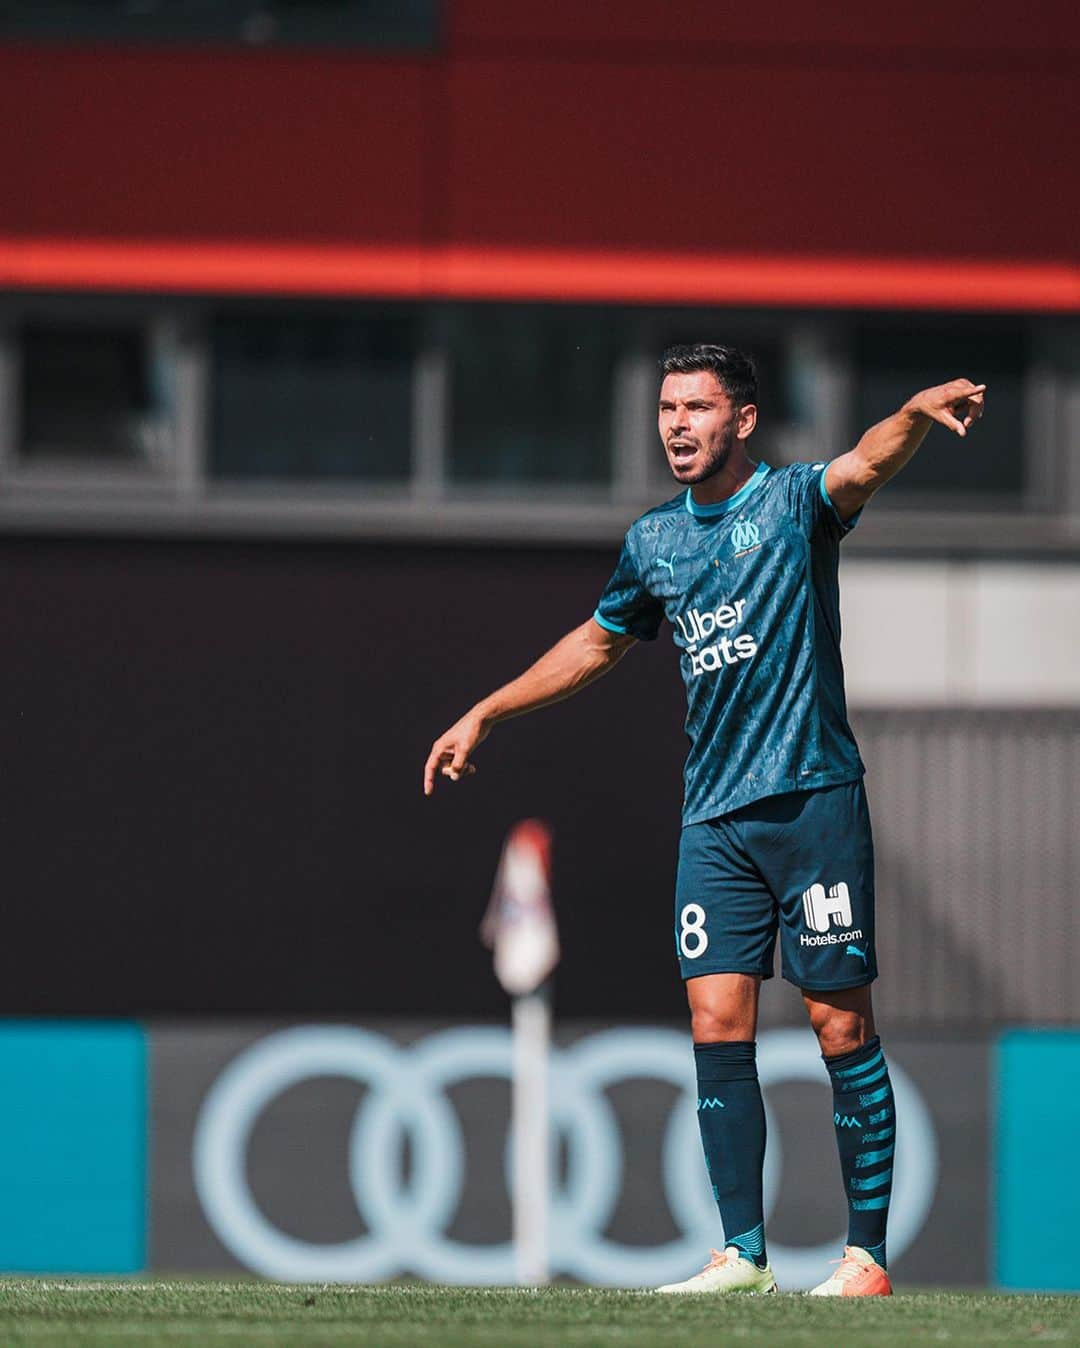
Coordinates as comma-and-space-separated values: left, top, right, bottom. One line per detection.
14, 320, 177, 473
210, 311, 416, 483
853, 321, 1028, 506
447, 306, 618, 488
0, 0, 440, 48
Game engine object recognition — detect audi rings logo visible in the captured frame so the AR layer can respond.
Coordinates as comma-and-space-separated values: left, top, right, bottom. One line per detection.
193, 1025, 937, 1289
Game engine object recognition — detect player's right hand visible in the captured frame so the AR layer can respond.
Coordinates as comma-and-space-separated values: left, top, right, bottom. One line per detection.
423, 713, 490, 796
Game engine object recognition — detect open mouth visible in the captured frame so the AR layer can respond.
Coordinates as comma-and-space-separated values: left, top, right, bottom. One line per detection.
668, 441, 698, 463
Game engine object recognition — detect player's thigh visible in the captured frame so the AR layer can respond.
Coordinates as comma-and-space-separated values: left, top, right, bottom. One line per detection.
674, 819, 777, 981
743, 780, 877, 991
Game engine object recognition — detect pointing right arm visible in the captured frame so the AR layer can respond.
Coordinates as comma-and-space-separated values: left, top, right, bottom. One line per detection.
422, 618, 636, 796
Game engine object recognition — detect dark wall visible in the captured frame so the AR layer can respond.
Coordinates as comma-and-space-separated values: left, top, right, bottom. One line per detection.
0, 0, 1074, 283
0, 536, 689, 1018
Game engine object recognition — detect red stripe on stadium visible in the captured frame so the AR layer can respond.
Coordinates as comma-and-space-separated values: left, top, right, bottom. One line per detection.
0, 239, 1076, 312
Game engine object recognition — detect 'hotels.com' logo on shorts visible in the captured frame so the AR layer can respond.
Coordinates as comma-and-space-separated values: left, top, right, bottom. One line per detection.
800, 882, 863, 947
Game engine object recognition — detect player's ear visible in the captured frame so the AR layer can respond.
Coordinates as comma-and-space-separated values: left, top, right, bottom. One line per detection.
736, 403, 757, 440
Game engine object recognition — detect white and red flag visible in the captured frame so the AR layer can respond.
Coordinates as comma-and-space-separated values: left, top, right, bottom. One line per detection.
480, 819, 559, 997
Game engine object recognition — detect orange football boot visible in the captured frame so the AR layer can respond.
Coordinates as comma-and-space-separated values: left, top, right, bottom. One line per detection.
808, 1245, 893, 1296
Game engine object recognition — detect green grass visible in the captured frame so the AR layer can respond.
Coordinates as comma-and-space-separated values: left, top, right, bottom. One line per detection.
0, 1281, 1077, 1348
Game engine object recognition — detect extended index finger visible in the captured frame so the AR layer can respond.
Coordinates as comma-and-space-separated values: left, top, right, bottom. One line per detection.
423, 744, 448, 795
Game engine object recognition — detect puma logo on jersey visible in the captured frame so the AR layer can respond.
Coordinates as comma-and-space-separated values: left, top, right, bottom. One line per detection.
656, 554, 677, 579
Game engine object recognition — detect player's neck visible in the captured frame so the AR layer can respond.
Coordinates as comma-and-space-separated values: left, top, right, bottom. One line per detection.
688, 450, 757, 508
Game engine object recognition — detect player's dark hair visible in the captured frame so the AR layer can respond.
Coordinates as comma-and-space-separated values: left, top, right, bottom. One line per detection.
660, 344, 758, 408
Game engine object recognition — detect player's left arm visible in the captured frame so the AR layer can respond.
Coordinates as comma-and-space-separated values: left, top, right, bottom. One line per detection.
824, 378, 986, 522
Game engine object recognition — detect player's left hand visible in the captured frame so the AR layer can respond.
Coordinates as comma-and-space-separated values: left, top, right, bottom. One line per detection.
908, 379, 986, 437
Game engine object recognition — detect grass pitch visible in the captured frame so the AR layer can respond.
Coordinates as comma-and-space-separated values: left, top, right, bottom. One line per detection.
0, 1280, 1077, 1347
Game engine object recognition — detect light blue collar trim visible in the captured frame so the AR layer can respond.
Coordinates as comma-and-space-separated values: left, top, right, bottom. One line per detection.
685, 461, 770, 518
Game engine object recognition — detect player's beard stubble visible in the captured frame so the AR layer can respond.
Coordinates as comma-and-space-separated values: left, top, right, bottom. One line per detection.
668, 422, 737, 485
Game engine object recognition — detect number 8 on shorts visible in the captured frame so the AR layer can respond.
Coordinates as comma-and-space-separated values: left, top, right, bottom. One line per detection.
679, 903, 708, 959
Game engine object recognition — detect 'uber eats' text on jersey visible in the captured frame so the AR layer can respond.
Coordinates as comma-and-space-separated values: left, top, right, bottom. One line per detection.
594, 461, 864, 826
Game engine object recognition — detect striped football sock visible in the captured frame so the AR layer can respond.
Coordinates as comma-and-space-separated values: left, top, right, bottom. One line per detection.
823, 1035, 894, 1269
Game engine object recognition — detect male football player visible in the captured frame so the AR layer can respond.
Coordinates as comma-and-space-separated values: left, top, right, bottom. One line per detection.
424, 344, 984, 1296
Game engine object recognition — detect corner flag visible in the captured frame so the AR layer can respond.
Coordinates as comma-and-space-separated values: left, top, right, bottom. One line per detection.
480, 819, 558, 1284
480, 819, 559, 996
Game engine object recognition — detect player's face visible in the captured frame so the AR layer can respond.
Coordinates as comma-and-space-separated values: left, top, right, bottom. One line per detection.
658, 371, 754, 484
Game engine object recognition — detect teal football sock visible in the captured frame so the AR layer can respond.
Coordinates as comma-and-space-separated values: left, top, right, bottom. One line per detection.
824, 1035, 894, 1269
693, 1040, 768, 1268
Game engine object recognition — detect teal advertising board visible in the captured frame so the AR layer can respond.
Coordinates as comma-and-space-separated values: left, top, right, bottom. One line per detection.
996, 1030, 1080, 1292
0, 1022, 145, 1273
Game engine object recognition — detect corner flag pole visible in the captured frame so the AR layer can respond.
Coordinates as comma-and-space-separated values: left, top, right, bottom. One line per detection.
480, 820, 559, 1286
511, 981, 551, 1285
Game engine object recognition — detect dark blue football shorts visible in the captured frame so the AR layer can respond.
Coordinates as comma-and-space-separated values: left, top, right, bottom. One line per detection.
674, 779, 877, 991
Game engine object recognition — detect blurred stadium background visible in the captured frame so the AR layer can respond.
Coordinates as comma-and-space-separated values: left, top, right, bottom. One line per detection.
0, 0, 1076, 1298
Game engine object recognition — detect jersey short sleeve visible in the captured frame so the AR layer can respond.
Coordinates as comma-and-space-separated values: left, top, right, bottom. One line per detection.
594, 535, 664, 642
782, 462, 862, 540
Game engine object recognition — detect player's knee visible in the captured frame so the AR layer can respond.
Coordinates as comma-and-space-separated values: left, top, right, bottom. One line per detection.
690, 1005, 753, 1044
808, 1004, 868, 1057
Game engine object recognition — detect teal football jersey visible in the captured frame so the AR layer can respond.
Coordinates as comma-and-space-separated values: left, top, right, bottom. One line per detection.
594, 461, 864, 825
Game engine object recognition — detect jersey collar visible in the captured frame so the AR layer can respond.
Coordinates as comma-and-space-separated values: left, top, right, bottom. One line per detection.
684, 461, 771, 518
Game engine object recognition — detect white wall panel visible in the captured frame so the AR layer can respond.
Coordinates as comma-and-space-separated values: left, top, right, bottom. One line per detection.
840, 562, 951, 706
841, 560, 1080, 707
968, 565, 1080, 705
